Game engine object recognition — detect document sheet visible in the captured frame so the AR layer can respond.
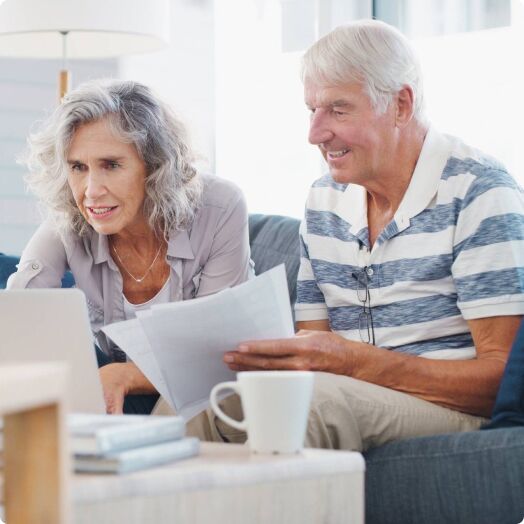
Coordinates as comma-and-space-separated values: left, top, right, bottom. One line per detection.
102, 265, 294, 419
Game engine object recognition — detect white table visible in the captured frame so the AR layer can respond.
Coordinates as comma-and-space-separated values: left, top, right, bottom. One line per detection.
73, 442, 365, 524
1, 368, 364, 524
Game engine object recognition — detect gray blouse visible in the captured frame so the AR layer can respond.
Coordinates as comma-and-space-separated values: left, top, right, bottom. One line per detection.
7, 174, 253, 355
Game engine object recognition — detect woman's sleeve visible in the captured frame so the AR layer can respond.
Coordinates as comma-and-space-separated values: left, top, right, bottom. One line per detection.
6, 220, 68, 289
194, 186, 252, 298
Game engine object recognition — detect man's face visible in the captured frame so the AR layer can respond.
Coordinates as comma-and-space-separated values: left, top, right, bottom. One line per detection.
67, 118, 148, 237
305, 79, 397, 186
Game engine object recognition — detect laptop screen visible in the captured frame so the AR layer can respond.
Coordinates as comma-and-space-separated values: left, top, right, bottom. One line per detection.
0, 289, 105, 413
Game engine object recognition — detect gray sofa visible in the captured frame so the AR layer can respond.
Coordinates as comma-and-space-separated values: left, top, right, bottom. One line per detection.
2, 213, 524, 523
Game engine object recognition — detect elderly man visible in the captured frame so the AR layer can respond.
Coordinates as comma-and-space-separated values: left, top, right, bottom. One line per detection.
223, 19, 524, 451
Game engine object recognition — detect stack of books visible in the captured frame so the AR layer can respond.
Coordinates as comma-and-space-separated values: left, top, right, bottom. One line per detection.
69, 414, 199, 474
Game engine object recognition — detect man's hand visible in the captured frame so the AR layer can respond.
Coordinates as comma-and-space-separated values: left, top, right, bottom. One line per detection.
224, 315, 522, 417
98, 362, 156, 414
224, 329, 360, 375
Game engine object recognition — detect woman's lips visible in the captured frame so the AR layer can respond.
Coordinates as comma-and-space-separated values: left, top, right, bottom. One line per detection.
87, 206, 117, 219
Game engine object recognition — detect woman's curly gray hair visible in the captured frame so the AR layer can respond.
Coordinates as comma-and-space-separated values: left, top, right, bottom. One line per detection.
26, 79, 203, 237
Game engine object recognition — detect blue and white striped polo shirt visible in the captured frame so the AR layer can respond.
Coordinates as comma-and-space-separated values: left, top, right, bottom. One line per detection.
295, 127, 524, 360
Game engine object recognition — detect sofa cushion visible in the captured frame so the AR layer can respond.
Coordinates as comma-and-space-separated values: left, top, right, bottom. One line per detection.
364, 426, 524, 524
248, 213, 300, 306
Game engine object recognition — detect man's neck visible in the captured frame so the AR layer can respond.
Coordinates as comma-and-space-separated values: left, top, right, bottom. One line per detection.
365, 122, 428, 246
366, 122, 428, 217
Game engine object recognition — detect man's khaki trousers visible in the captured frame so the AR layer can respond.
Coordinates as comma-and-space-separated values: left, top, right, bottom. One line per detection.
154, 372, 486, 452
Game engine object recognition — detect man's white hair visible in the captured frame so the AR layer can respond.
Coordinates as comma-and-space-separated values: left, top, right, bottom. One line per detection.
302, 19, 426, 122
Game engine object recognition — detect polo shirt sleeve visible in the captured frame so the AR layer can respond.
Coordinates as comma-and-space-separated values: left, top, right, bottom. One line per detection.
294, 218, 329, 322
452, 168, 524, 319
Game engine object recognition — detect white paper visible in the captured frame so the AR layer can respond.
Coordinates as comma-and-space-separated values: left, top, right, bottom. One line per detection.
101, 318, 172, 405
103, 265, 294, 420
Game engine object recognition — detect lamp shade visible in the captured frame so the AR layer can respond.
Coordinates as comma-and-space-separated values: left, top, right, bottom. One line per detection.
0, 0, 170, 58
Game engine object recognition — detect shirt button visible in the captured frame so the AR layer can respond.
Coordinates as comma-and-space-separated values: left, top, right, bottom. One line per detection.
31, 263, 40, 270
366, 267, 374, 276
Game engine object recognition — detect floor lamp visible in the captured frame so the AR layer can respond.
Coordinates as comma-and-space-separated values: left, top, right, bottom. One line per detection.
0, 0, 170, 101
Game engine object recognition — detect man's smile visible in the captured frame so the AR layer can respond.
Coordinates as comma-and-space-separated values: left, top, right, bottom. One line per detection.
326, 148, 351, 159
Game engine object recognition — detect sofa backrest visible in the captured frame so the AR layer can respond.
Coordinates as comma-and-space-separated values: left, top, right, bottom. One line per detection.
248, 214, 300, 306
0, 214, 302, 304
0, 253, 18, 289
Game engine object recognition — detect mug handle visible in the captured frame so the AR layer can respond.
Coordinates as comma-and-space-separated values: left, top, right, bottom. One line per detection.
210, 381, 247, 431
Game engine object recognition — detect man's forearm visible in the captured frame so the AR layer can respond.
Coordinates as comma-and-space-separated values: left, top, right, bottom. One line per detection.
349, 343, 506, 417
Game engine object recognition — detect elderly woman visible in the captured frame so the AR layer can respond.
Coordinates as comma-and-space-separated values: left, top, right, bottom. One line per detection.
7, 79, 251, 414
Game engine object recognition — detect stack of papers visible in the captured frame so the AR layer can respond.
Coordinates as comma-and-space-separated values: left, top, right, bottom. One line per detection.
102, 265, 294, 420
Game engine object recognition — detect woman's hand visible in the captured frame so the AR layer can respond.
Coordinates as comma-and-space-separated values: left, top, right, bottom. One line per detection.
98, 362, 156, 414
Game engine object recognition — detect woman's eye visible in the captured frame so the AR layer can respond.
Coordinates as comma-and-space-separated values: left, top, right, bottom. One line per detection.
71, 163, 85, 172
107, 161, 120, 169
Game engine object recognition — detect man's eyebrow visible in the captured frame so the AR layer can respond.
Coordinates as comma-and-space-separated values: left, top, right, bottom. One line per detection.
329, 99, 352, 107
305, 99, 353, 109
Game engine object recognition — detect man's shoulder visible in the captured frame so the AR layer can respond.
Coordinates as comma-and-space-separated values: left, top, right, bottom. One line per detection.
435, 134, 521, 204
441, 134, 511, 182
305, 173, 348, 211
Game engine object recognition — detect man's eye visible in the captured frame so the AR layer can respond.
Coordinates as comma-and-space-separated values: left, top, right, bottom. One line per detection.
333, 109, 346, 116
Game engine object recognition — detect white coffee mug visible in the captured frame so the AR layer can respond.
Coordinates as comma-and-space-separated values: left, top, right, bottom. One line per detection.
210, 370, 314, 454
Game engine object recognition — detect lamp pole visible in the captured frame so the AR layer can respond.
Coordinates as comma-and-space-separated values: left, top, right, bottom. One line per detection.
59, 30, 70, 101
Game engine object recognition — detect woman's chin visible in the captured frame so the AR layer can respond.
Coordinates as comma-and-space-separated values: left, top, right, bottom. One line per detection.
88, 220, 120, 236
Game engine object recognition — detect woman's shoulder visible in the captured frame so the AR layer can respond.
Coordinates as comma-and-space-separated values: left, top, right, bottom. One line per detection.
25, 219, 98, 262
198, 173, 245, 210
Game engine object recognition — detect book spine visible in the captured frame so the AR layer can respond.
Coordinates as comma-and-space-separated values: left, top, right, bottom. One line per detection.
99, 421, 185, 453
118, 438, 200, 474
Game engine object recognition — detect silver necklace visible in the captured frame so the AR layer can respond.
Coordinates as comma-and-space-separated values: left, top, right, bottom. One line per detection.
110, 240, 163, 283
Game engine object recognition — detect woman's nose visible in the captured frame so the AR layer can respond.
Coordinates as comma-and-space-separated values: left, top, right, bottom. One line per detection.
84, 171, 106, 199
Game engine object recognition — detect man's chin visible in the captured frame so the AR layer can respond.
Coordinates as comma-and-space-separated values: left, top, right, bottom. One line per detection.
330, 170, 353, 185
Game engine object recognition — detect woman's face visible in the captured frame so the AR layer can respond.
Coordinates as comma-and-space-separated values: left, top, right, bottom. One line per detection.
67, 118, 149, 238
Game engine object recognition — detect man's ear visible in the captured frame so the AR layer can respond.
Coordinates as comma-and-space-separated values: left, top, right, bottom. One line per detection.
395, 86, 415, 128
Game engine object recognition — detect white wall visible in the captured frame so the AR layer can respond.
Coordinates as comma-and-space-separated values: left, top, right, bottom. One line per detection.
414, 25, 523, 182
119, 0, 215, 171
215, 0, 319, 219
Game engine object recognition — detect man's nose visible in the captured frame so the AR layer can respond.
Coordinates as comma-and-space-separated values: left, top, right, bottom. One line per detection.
308, 110, 333, 146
